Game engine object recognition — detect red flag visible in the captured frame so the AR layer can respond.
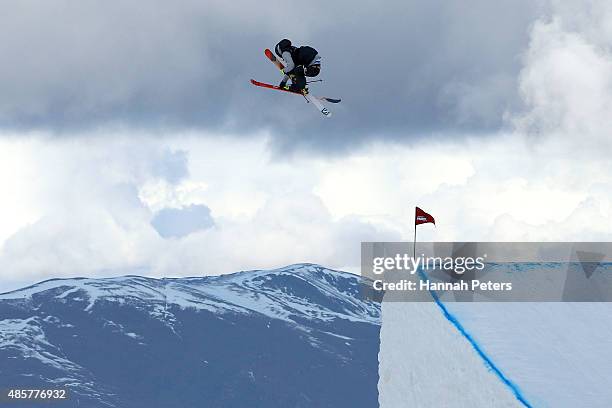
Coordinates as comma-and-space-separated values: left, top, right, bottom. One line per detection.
415, 207, 435, 226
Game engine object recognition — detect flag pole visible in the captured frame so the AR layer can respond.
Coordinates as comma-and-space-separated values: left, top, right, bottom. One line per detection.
413, 212, 417, 261
414, 207, 435, 264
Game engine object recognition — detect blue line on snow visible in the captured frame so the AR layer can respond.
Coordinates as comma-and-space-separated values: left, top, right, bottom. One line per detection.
418, 270, 533, 408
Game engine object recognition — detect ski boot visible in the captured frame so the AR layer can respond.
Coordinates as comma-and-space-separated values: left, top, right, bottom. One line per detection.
287, 84, 308, 94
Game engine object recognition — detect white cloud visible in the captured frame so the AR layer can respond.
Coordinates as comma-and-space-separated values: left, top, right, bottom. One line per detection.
513, 1, 612, 149
0, 139, 40, 244
0, 134, 402, 291
1, 0, 611, 292
0, 127, 610, 294
314, 142, 475, 220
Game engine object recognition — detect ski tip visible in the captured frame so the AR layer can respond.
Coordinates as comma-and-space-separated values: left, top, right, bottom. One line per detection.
324, 98, 341, 104
250, 79, 267, 87
321, 108, 332, 118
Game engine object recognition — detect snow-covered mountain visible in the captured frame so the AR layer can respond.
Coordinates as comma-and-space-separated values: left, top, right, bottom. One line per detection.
0, 264, 380, 408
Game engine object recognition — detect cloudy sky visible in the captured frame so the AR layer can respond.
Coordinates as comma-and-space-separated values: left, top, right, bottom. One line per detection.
1, 0, 611, 292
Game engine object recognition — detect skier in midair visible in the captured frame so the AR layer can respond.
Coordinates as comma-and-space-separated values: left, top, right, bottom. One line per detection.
275, 39, 321, 94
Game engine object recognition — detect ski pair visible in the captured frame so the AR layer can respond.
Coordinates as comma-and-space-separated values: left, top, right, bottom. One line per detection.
250, 49, 340, 117
249, 80, 340, 104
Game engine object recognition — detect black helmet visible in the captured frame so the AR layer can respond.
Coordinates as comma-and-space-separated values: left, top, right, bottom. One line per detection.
275, 39, 292, 57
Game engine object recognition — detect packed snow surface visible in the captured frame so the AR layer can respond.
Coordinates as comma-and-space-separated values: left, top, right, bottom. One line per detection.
379, 263, 612, 408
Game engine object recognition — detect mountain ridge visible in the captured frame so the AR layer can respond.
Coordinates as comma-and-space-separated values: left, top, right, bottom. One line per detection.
0, 263, 380, 408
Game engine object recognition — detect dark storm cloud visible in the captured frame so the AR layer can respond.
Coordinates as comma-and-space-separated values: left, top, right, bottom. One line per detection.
0, 0, 546, 150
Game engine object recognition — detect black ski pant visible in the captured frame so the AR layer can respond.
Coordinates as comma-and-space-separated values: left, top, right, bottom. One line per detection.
288, 67, 307, 91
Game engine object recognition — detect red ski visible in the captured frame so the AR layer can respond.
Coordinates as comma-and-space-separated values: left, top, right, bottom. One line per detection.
250, 79, 302, 95
264, 48, 284, 71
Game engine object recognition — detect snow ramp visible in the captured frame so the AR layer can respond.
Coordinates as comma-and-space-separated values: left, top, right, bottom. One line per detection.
379, 301, 524, 407
379, 300, 612, 407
